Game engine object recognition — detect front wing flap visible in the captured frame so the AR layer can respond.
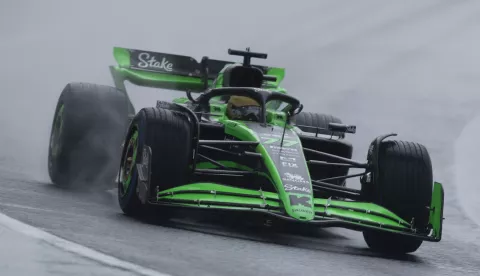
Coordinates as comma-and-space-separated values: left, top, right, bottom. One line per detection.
153, 182, 444, 242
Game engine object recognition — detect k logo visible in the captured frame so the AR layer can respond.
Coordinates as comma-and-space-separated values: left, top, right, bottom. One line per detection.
289, 194, 312, 208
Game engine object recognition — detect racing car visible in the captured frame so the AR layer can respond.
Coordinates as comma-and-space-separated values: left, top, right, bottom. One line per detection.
47, 46, 444, 255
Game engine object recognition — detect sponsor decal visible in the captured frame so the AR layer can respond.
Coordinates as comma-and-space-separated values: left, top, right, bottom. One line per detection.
128, 49, 204, 76
269, 145, 298, 152
281, 161, 298, 168
136, 52, 173, 71
282, 173, 311, 194
282, 172, 309, 184
269, 145, 297, 151
292, 208, 313, 215
289, 194, 312, 208
243, 123, 312, 197
259, 133, 282, 138
261, 137, 298, 147
271, 151, 298, 158
280, 156, 296, 162
284, 183, 310, 193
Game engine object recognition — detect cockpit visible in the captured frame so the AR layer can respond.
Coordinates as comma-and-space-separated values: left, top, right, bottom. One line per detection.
190, 48, 300, 124
225, 95, 261, 122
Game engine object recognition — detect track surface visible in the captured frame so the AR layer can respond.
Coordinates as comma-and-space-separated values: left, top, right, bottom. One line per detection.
2, 0, 480, 275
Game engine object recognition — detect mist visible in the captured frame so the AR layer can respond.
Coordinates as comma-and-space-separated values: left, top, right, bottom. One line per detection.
1, 0, 480, 223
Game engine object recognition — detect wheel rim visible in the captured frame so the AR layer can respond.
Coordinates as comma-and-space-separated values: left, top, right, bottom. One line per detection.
48, 104, 64, 171
119, 128, 138, 196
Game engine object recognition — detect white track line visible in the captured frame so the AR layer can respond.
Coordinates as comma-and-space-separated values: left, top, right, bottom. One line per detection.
0, 212, 171, 276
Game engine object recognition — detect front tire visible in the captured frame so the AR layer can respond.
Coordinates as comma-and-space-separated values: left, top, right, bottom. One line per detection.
118, 107, 194, 218
362, 140, 433, 254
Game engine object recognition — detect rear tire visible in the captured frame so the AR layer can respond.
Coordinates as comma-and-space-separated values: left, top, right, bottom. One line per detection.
362, 140, 433, 254
47, 82, 132, 190
293, 112, 352, 187
118, 107, 193, 218
293, 112, 344, 137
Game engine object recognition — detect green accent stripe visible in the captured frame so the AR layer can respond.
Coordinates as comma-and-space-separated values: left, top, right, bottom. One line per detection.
429, 181, 444, 240
313, 198, 409, 225
194, 161, 274, 183
156, 183, 413, 230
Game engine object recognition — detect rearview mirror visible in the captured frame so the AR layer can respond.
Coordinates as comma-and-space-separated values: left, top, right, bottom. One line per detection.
328, 123, 356, 134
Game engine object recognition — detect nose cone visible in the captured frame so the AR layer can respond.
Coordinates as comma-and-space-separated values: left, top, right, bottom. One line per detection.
255, 127, 315, 221
285, 192, 315, 221
239, 122, 315, 221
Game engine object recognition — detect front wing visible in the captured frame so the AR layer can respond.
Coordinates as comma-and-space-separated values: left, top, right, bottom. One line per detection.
152, 182, 444, 242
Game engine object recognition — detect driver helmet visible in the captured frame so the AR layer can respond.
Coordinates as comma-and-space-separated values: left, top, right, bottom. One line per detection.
226, 96, 261, 121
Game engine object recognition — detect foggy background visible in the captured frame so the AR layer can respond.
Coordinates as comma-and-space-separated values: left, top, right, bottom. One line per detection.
1, 0, 480, 269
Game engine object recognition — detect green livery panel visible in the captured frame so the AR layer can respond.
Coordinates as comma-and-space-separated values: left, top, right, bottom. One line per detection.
245, 122, 314, 221
108, 46, 444, 244
154, 116, 445, 241
429, 182, 444, 240
111, 46, 286, 93
156, 181, 443, 241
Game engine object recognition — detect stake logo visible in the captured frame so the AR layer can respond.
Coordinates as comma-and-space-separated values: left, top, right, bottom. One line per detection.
136, 52, 173, 72
285, 184, 310, 193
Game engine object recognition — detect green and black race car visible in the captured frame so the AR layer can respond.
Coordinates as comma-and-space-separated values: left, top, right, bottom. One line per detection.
47, 47, 444, 255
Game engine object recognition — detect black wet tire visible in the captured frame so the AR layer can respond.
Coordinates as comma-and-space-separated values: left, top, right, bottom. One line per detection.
118, 107, 193, 217
293, 112, 344, 137
47, 82, 132, 189
293, 112, 351, 187
362, 140, 433, 254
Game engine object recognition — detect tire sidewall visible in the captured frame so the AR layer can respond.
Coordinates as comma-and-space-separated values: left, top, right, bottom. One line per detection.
118, 112, 147, 211
48, 95, 67, 183
48, 87, 86, 185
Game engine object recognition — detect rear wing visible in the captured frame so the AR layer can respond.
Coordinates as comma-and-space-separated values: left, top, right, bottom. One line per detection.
110, 47, 285, 93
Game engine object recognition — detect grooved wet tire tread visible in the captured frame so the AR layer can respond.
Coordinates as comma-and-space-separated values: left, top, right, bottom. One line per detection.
143, 107, 192, 189
363, 140, 433, 254
118, 107, 193, 217
48, 82, 131, 189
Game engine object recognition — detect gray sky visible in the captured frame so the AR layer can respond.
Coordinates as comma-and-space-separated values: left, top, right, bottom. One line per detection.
1, 0, 480, 222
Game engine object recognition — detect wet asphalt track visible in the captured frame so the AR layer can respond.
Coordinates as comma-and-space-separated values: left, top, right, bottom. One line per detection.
2, 0, 480, 275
